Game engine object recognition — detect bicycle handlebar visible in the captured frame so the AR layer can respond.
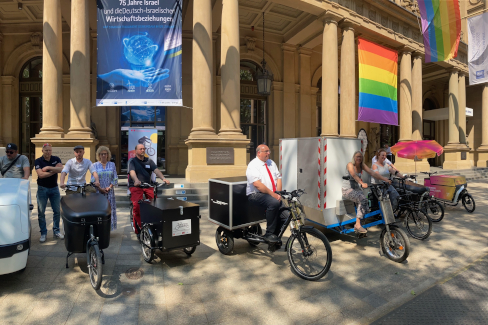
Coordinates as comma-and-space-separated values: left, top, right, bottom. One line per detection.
275, 189, 306, 200
139, 182, 167, 188
421, 171, 437, 176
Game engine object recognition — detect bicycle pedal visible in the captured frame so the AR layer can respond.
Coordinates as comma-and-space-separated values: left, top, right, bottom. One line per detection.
267, 244, 278, 252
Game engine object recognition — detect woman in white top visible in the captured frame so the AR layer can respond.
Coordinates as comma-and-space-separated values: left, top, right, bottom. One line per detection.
372, 149, 404, 210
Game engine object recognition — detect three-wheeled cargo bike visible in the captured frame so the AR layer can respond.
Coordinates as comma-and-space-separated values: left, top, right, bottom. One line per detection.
423, 172, 475, 213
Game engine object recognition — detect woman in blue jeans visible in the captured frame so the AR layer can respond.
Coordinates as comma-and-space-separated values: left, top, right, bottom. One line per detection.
34, 144, 64, 243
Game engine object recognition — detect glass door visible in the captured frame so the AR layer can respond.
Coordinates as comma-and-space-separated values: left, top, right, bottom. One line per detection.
20, 96, 42, 166
240, 98, 267, 161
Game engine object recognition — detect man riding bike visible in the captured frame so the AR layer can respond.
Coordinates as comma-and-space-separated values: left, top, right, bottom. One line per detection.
246, 144, 287, 244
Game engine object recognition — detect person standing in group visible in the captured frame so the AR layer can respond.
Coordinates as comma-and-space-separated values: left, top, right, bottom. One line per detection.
129, 144, 169, 240
60, 145, 100, 194
34, 144, 64, 242
0, 143, 30, 179
91, 146, 118, 231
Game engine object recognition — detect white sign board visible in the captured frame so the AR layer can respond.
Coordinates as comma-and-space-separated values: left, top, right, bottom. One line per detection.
172, 219, 191, 237
52, 147, 75, 164
466, 107, 473, 117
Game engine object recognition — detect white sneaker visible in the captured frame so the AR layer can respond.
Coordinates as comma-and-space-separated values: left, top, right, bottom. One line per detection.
54, 232, 64, 240
39, 234, 47, 243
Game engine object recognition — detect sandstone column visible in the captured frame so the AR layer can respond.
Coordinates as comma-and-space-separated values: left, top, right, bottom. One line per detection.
91, 32, 108, 145
298, 47, 312, 137
399, 50, 412, 142
219, 0, 245, 138
320, 12, 341, 137
67, 0, 92, 137
189, 0, 216, 138
282, 44, 296, 138
447, 69, 460, 146
0, 32, 4, 146
458, 72, 467, 145
477, 84, 488, 166
412, 53, 423, 140
39, 0, 64, 137
339, 20, 356, 138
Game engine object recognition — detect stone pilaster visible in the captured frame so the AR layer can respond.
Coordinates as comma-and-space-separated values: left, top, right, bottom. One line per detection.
282, 43, 297, 138
319, 11, 342, 137
298, 47, 312, 138
399, 49, 412, 142
339, 20, 356, 138
477, 84, 488, 166
38, 0, 64, 137
0, 32, 4, 147
412, 53, 423, 140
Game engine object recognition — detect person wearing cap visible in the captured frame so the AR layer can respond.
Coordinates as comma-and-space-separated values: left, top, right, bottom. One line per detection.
34, 143, 64, 242
60, 145, 100, 195
0, 143, 30, 179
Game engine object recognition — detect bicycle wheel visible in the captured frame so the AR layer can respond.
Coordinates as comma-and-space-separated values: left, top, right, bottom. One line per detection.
287, 227, 332, 281
380, 225, 410, 263
405, 210, 432, 240
215, 227, 234, 255
129, 203, 135, 232
426, 200, 444, 222
88, 244, 103, 290
183, 246, 196, 256
146, 147, 155, 156
141, 226, 155, 263
462, 193, 476, 213
247, 224, 263, 247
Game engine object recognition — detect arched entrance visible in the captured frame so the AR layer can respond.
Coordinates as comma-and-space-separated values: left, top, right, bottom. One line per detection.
240, 60, 268, 161
19, 57, 42, 166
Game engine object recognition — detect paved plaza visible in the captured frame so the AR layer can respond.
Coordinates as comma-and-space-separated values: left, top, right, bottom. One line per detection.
1, 180, 488, 325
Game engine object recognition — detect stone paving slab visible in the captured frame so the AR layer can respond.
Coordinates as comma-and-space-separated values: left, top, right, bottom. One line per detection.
2, 180, 488, 324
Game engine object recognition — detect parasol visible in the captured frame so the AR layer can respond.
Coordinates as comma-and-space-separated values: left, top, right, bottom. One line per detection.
390, 140, 444, 175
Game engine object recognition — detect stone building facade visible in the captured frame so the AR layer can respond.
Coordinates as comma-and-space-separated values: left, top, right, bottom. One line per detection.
0, 0, 487, 182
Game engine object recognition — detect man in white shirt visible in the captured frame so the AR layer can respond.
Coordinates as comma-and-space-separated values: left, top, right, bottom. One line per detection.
60, 145, 100, 195
246, 144, 285, 244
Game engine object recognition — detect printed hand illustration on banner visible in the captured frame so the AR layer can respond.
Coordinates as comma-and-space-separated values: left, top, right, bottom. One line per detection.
98, 68, 169, 88
123, 33, 158, 67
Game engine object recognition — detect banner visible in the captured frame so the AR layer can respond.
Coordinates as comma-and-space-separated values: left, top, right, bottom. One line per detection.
128, 128, 158, 165
96, 0, 182, 106
358, 38, 398, 126
468, 12, 488, 85
417, 0, 461, 63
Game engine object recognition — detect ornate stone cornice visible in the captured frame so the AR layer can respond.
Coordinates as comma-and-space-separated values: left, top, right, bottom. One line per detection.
298, 47, 313, 56
281, 43, 297, 53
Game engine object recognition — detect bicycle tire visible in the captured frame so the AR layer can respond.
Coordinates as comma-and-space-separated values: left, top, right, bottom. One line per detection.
405, 209, 432, 240
287, 227, 332, 281
129, 203, 135, 232
88, 244, 103, 290
462, 193, 476, 213
141, 226, 155, 263
426, 200, 444, 222
380, 225, 410, 263
146, 147, 155, 156
215, 227, 234, 255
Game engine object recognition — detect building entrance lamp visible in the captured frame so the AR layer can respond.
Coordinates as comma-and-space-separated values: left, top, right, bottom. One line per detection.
256, 12, 273, 96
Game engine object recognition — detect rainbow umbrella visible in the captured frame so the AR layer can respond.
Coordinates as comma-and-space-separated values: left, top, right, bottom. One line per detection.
390, 140, 444, 175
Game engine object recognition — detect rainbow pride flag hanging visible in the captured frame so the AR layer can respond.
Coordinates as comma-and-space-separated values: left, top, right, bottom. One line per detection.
358, 38, 398, 126
417, 0, 461, 62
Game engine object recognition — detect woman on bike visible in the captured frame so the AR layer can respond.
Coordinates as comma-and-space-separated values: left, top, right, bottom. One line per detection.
372, 149, 404, 211
342, 151, 391, 234
91, 146, 118, 230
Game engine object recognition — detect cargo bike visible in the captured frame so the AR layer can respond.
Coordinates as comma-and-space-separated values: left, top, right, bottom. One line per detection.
61, 183, 111, 290
208, 177, 332, 281
423, 172, 475, 214
138, 182, 201, 263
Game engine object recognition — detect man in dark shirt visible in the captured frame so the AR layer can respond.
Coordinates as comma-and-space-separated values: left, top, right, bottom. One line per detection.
129, 144, 169, 238
35, 144, 64, 243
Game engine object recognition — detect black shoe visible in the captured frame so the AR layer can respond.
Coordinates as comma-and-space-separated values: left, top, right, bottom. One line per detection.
263, 233, 279, 244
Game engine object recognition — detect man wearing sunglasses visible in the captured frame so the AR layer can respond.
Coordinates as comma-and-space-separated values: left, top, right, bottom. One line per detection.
0, 143, 30, 179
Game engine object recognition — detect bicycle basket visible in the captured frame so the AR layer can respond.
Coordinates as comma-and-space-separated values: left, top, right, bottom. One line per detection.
380, 200, 396, 224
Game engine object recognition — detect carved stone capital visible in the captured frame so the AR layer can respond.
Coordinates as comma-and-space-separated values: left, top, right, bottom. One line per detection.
245, 37, 256, 52
298, 47, 313, 56
281, 43, 297, 53
30, 32, 42, 49
317, 10, 343, 25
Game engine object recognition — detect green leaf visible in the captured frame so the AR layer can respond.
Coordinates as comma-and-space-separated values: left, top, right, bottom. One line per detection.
178, 283, 183, 286
411, 290, 416, 295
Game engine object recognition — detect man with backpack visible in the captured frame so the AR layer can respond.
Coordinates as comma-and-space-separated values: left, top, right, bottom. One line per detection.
128, 143, 169, 240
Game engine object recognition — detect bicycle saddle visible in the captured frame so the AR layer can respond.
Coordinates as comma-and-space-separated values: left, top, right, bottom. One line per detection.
392, 179, 429, 195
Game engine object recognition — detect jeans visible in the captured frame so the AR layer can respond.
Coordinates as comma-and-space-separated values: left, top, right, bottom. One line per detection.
248, 193, 289, 236
37, 186, 61, 235
129, 187, 154, 234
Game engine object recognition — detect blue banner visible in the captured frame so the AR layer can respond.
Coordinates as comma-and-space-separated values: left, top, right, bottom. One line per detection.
96, 0, 182, 106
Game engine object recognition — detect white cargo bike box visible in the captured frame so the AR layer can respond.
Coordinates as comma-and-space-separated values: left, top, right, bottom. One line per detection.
0, 179, 33, 275
279, 137, 363, 228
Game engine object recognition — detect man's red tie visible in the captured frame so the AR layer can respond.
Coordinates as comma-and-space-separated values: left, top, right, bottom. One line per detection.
265, 163, 276, 192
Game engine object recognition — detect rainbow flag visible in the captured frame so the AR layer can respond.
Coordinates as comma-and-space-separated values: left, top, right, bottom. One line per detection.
358, 38, 398, 126
417, 0, 461, 62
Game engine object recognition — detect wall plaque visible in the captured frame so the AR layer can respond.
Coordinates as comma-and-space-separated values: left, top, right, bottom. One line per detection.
461, 152, 467, 160
53, 147, 76, 164
207, 147, 234, 165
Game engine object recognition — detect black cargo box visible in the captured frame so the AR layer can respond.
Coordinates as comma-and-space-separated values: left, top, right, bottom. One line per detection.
208, 177, 266, 230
